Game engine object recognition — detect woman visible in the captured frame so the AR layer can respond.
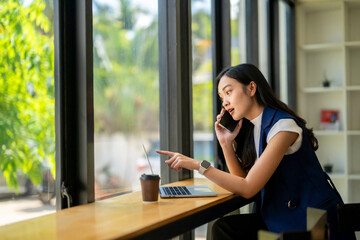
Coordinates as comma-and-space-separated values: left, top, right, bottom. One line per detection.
156, 64, 355, 240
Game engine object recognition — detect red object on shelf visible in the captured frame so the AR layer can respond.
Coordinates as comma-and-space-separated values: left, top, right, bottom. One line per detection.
320, 109, 339, 130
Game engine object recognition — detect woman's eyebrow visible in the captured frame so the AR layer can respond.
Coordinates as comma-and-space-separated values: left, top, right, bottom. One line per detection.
221, 84, 231, 91
218, 84, 231, 95
218, 83, 231, 95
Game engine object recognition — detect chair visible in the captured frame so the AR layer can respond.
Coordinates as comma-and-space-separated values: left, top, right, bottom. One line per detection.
258, 207, 328, 240
279, 231, 312, 240
306, 207, 329, 240
337, 203, 360, 232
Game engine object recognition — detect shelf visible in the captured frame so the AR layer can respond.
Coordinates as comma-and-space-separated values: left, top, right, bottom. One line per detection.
300, 43, 342, 51
345, 1, 360, 42
349, 175, 360, 180
347, 130, 360, 135
346, 47, 360, 86
348, 135, 360, 175
298, 91, 345, 131
297, 0, 344, 4
314, 130, 360, 135
348, 180, 360, 203
346, 86, 360, 91
347, 91, 360, 130
316, 134, 346, 174
314, 130, 345, 136
345, 41, 360, 48
297, 0, 360, 206
302, 86, 344, 93
298, 49, 344, 88
328, 173, 347, 180
296, 1, 343, 45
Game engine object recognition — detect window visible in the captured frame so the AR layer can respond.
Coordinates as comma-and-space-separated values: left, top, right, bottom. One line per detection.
278, 0, 296, 108
191, 0, 213, 238
0, 0, 55, 225
258, 0, 270, 80
230, 0, 246, 65
279, 0, 288, 104
192, 0, 213, 176
93, 0, 159, 199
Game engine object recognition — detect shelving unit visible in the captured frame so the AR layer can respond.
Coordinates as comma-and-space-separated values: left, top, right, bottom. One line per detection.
296, 0, 360, 206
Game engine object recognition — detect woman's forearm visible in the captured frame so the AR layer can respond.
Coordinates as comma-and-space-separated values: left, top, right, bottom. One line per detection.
221, 143, 246, 177
203, 166, 253, 198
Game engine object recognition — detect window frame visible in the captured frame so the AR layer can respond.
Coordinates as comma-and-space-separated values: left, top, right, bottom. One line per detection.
211, 0, 231, 171
54, 0, 95, 210
158, 0, 194, 185
284, 0, 297, 110
53, 0, 297, 217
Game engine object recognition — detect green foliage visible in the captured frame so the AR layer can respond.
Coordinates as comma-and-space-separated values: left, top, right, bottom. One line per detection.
93, 1, 215, 134
192, 5, 213, 132
193, 81, 213, 132
0, 0, 55, 191
192, 7, 212, 71
0, 0, 217, 193
230, 17, 241, 66
93, 1, 159, 134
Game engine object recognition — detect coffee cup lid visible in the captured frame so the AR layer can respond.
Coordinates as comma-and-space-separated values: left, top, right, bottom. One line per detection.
140, 173, 160, 180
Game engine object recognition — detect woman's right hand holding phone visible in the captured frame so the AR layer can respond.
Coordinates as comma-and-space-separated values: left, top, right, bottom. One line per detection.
215, 108, 242, 147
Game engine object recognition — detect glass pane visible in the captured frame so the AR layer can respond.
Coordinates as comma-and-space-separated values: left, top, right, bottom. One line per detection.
231, 0, 246, 65
191, 0, 213, 238
258, 0, 270, 80
279, 1, 289, 104
192, 0, 213, 176
0, 0, 56, 226
93, 0, 159, 200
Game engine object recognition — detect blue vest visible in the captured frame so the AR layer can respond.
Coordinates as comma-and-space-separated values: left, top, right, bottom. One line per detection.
258, 107, 343, 234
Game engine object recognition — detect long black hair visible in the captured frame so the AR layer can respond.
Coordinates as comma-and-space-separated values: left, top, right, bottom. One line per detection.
216, 63, 318, 172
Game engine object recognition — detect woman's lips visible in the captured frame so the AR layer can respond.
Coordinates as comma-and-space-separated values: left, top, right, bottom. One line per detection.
228, 108, 234, 115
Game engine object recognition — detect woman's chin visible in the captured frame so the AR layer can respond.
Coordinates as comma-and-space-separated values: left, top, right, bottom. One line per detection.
232, 115, 241, 121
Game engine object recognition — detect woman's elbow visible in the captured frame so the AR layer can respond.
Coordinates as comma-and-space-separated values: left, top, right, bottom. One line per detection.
231, 178, 260, 199
241, 192, 255, 199
235, 188, 258, 199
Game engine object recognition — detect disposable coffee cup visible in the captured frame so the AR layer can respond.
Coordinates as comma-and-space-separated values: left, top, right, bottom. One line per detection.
140, 174, 160, 203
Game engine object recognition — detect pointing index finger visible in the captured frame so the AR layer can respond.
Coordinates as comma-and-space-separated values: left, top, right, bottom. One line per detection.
156, 150, 175, 157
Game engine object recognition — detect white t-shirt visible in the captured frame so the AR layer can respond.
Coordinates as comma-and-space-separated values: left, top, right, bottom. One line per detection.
250, 112, 303, 159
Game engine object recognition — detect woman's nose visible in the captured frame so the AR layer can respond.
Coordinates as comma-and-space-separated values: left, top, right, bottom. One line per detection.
222, 97, 229, 107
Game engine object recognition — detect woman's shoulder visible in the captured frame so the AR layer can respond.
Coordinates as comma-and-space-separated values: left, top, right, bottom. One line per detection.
263, 107, 297, 127
273, 108, 294, 119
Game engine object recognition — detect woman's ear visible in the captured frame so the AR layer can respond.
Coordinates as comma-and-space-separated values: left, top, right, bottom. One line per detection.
248, 81, 257, 96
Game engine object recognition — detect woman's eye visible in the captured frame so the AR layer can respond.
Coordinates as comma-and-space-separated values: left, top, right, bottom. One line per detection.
226, 90, 231, 95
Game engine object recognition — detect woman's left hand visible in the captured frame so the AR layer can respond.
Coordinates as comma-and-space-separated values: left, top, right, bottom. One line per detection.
215, 110, 242, 147
156, 150, 200, 172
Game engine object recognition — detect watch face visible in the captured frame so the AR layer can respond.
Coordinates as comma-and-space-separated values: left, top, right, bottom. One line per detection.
201, 160, 211, 169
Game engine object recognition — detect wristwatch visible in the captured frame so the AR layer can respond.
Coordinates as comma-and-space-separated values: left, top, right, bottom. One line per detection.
198, 160, 211, 175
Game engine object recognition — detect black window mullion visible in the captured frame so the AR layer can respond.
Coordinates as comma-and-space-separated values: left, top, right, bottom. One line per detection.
285, 1, 297, 110
245, 0, 259, 66
54, 0, 94, 210
268, 0, 280, 96
158, 0, 193, 185
211, 0, 231, 171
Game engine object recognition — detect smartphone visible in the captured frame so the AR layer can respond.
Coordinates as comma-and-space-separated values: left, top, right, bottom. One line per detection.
219, 110, 240, 132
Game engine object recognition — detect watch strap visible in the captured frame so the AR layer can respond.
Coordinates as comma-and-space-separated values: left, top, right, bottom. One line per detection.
198, 160, 210, 175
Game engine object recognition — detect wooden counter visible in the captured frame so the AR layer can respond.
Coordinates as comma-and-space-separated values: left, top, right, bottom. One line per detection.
0, 178, 250, 239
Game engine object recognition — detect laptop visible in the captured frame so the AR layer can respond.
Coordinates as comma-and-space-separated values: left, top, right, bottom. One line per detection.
159, 185, 217, 198
141, 144, 217, 198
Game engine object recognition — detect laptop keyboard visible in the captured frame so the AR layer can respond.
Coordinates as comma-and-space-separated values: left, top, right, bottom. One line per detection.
161, 186, 192, 196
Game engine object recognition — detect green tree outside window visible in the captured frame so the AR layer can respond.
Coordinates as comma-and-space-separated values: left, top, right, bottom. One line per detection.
0, 0, 55, 191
